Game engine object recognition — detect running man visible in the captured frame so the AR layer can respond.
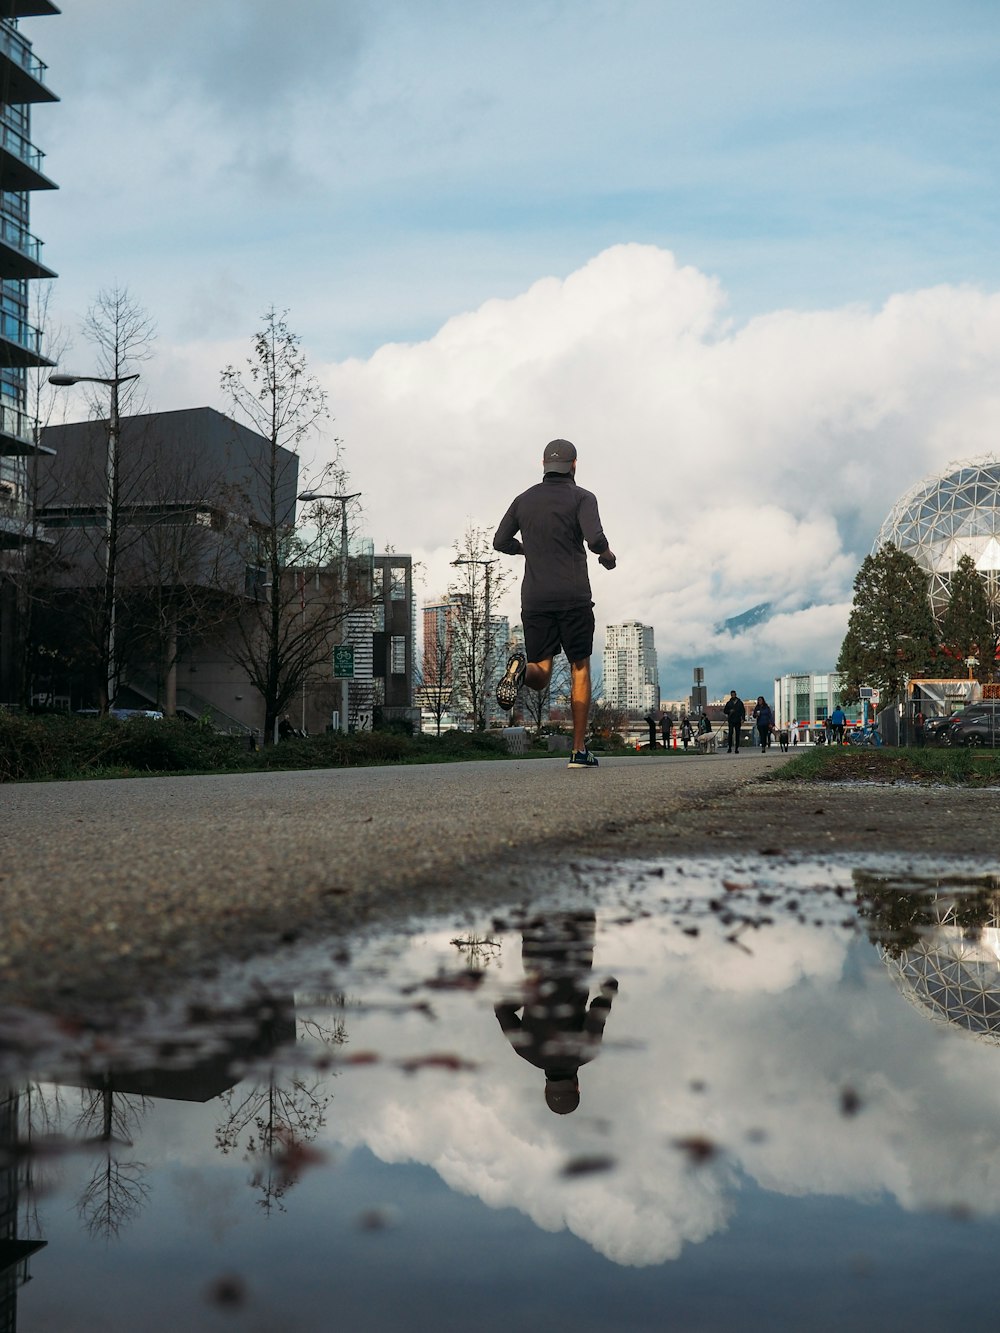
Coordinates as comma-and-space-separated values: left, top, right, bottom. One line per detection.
493, 439, 616, 769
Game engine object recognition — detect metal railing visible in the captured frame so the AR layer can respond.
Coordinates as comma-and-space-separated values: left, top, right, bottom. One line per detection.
0, 111, 45, 173
0, 308, 42, 355
0, 21, 50, 86
0, 211, 43, 264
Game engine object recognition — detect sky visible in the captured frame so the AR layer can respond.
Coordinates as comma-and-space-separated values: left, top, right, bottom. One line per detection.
23, 0, 1000, 700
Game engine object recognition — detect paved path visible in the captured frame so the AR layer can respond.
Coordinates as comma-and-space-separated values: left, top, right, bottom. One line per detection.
1, 751, 789, 1008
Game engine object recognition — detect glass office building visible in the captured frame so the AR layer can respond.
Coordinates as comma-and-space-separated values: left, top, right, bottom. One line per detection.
773, 672, 861, 730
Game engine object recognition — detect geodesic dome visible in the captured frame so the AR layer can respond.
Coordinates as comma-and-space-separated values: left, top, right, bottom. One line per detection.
881, 930, 1000, 1046
875, 458, 1000, 628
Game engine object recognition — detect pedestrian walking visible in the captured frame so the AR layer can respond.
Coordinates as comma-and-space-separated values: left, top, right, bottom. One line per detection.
914, 709, 925, 747
723, 690, 746, 753
752, 696, 774, 752
680, 716, 693, 750
660, 712, 673, 749
493, 439, 616, 769
645, 710, 658, 749
830, 704, 846, 745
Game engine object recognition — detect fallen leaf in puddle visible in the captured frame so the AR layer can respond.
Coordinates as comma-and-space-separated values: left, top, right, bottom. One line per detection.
357, 1205, 401, 1231
840, 1087, 862, 1116
420, 970, 485, 991
399, 1053, 478, 1074
673, 1135, 718, 1164
721, 881, 746, 892
560, 1155, 616, 1178
205, 1275, 247, 1308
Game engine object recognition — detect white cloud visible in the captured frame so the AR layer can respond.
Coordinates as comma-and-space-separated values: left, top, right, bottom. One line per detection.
307, 245, 1000, 694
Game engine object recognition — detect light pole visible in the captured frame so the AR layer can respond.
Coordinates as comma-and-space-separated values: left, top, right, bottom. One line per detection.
451, 556, 496, 729
49, 371, 140, 715
298, 489, 360, 733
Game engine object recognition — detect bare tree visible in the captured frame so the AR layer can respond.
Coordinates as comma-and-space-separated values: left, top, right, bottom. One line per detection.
40, 286, 155, 713
419, 597, 457, 735
220, 309, 359, 742
448, 524, 511, 730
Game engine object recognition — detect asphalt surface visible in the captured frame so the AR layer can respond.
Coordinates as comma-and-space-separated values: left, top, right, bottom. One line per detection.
4, 748, 1000, 1012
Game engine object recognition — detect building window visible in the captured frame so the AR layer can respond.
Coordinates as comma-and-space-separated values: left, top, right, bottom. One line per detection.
390, 567, 407, 600
373, 605, 385, 631
391, 635, 406, 674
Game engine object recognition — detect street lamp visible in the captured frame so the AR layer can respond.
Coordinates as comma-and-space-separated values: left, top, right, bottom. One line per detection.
49, 371, 140, 714
297, 489, 360, 733
451, 556, 497, 729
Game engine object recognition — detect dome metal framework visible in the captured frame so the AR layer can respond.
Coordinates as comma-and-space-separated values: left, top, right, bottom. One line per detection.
875, 457, 1000, 629
879, 895, 1000, 1046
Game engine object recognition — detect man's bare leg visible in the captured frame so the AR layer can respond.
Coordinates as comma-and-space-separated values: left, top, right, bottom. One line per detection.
569, 658, 591, 753
525, 658, 553, 691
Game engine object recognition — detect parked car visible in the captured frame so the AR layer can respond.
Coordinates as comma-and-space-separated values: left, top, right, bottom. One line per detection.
948, 703, 1000, 747
924, 713, 961, 745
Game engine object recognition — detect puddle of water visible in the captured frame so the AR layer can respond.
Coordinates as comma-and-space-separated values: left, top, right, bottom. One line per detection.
6, 855, 1000, 1331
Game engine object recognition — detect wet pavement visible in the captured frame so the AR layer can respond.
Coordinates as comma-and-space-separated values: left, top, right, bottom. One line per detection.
6, 852, 1000, 1330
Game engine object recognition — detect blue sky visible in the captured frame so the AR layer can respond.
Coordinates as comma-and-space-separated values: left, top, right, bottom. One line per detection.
25, 0, 1000, 700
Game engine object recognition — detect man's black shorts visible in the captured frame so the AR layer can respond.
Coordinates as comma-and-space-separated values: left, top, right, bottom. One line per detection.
522, 603, 595, 664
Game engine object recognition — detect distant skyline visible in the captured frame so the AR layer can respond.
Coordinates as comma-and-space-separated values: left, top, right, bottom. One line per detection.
27, 1, 1000, 700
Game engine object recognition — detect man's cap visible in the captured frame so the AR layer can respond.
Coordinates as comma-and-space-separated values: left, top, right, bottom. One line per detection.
543, 439, 577, 474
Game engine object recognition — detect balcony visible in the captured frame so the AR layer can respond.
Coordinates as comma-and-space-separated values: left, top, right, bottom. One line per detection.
0, 309, 53, 368
0, 212, 54, 279
0, 113, 54, 191
0, 400, 52, 454
1, 4, 60, 17
0, 21, 57, 103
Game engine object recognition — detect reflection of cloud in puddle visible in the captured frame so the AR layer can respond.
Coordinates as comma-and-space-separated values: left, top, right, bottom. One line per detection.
321, 862, 1000, 1266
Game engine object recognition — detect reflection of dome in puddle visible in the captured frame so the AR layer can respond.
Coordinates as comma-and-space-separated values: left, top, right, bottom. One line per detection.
881, 925, 1000, 1043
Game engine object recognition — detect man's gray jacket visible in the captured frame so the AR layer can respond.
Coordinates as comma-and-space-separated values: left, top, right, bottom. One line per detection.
493, 473, 610, 611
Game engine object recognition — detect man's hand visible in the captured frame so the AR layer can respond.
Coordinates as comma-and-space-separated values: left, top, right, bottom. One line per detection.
599, 549, 617, 570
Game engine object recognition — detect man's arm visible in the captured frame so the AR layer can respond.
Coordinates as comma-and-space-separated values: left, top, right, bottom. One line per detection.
579, 490, 615, 566
493, 500, 524, 556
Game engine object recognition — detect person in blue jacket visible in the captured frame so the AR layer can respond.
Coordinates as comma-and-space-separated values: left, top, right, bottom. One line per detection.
752, 696, 774, 751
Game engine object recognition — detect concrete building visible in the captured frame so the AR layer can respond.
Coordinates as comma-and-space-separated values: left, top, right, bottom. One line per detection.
0, 0, 59, 707
603, 621, 659, 714
372, 553, 418, 729
30, 407, 407, 736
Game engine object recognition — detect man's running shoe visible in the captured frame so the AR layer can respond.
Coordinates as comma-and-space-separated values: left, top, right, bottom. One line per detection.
496, 650, 526, 709
567, 749, 599, 768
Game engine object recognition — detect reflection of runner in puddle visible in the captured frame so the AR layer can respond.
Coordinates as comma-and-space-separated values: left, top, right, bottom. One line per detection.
495, 910, 617, 1114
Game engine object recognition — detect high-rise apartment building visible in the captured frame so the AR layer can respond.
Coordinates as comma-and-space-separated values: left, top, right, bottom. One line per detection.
0, 1, 58, 705
420, 594, 509, 727
603, 621, 660, 714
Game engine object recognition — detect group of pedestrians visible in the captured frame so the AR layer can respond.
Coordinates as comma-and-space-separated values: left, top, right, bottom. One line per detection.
721, 691, 783, 753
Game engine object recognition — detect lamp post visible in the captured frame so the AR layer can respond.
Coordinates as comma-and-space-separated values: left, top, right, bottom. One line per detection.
298, 489, 360, 733
49, 371, 140, 715
451, 556, 496, 729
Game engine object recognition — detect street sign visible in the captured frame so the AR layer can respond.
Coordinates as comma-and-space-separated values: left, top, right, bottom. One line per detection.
333, 645, 354, 679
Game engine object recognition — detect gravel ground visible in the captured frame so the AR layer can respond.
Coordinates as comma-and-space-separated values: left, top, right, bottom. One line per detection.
3, 750, 997, 1013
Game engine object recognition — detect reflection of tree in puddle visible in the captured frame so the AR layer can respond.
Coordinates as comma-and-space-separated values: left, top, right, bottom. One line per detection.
215, 994, 349, 1214
450, 933, 503, 969
495, 911, 616, 1114
857, 871, 1000, 1041
73, 1082, 151, 1240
